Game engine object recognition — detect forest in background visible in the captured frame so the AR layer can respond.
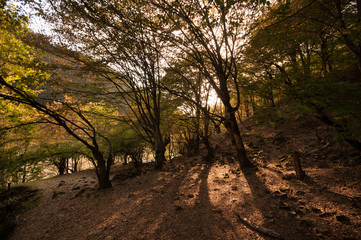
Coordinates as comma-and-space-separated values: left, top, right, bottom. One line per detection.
1, 0, 360, 190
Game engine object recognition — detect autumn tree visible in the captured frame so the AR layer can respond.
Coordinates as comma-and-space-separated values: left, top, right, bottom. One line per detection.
28, 0, 176, 169
0, 2, 48, 185
0, 2, 122, 188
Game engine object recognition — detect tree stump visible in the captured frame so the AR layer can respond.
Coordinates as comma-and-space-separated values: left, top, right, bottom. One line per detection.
293, 151, 306, 180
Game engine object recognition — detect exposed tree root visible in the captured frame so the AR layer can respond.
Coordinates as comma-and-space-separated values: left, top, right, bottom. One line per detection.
235, 212, 284, 240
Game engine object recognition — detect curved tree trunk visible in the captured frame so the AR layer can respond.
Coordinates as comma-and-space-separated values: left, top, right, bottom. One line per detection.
224, 109, 253, 168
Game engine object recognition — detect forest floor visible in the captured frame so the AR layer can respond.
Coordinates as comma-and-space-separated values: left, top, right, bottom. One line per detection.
4, 117, 361, 240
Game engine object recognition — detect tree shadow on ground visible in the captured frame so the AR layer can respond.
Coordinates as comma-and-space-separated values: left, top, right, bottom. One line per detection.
267, 166, 361, 210
118, 162, 242, 240
261, 166, 361, 239
70, 161, 244, 240
163, 162, 242, 239
241, 168, 319, 240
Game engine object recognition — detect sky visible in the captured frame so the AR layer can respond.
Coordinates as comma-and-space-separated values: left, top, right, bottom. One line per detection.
7, 0, 222, 107
9, 0, 53, 35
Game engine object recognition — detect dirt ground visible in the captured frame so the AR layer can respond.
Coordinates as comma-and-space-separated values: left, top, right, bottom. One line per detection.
7, 117, 361, 240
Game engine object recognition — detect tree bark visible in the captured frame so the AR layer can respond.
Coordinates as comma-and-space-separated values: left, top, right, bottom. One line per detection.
293, 151, 306, 180
123, 154, 128, 165
57, 157, 67, 175
154, 127, 166, 169
72, 157, 78, 172
93, 150, 112, 189
224, 109, 253, 168
66, 158, 69, 174
202, 114, 213, 161
22, 165, 27, 183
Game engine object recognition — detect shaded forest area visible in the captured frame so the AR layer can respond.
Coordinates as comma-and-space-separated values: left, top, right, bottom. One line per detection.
1, 0, 361, 239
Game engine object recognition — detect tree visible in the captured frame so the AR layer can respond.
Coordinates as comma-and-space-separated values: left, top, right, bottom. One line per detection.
0, 2, 47, 186
146, 0, 259, 167
40, 140, 84, 175
30, 0, 175, 169
243, 0, 361, 152
109, 128, 146, 168
163, 57, 219, 159
0, 3, 119, 188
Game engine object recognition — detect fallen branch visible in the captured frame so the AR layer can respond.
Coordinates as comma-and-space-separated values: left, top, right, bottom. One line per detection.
235, 212, 284, 240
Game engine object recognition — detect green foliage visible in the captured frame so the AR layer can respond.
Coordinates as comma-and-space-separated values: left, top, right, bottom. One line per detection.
242, 0, 361, 147
0, 4, 50, 185
2, 0, 361, 187
0, 3, 49, 93
109, 128, 145, 161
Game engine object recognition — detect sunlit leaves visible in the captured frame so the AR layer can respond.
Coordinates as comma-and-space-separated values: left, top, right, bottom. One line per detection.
1, 3, 50, 98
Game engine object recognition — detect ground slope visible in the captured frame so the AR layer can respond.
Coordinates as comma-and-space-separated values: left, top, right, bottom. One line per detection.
8, 118, 361, 240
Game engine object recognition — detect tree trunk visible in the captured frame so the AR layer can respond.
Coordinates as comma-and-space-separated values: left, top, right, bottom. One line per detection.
93, 150, 112, 189
168, 140, 173, 161
66, 158, 69, 174
269, 90, 275, 108
72, 157, 78, 172
202, 114, 213, 161
22, 165, 27, 183
334, 0, 361, 75
154, 127, 166, 169
320, 31, 329, 76
224, 109, 253, 168
250, 95, 257, 115
132, 156, 143, 169
123, 154, 128, 165
58, 158, 67, 175
245, 100, 250, 118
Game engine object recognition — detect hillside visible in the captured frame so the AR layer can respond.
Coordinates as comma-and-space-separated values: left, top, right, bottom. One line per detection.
3, 118, 361, 240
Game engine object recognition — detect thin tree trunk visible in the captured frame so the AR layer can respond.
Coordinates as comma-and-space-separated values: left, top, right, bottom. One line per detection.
320, 31, 329, 76
22, 165, 27, 183
245, 100, 250, 118
73, 157, 78, 172
334, 0, 361, 75
202, 114, 213, 161
66, 158, 69, 174
270, 90, 275, 108
123, 154, 128, 165
132, 155, 143, 169
250, 95, 257, 115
